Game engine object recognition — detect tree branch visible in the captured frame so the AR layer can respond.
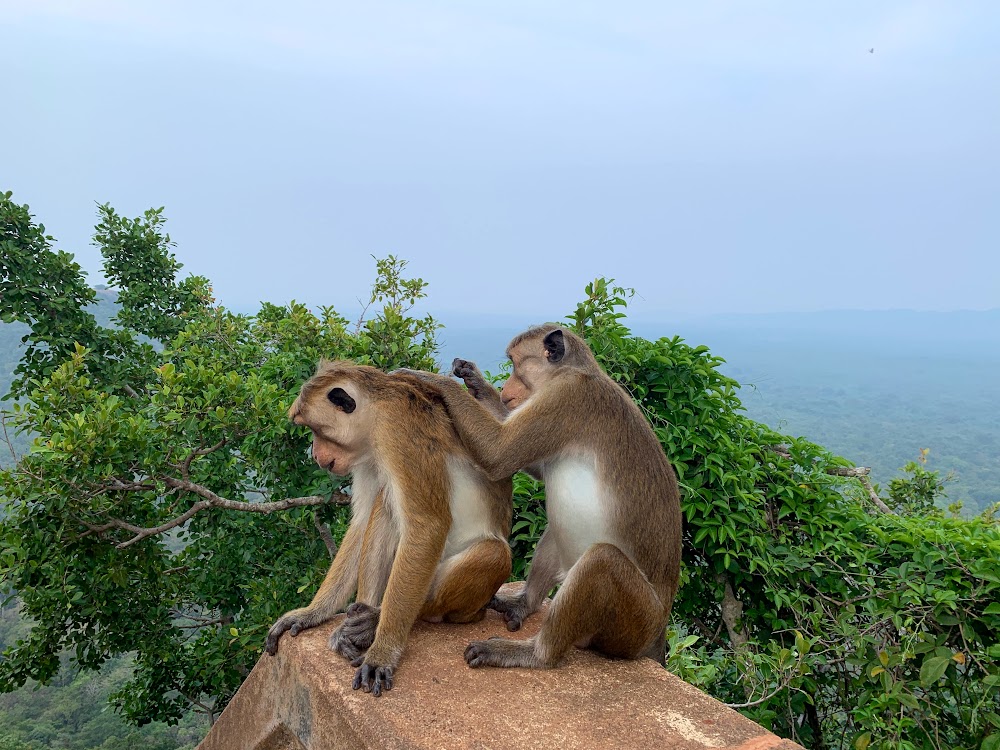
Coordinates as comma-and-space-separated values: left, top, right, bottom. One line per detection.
170, 439, 227, 480
726, 671, 796, 709
718, 575, 748, 649
314, 515, 338, 559
767, 446, 895, 515
0, 411, 17, 464
82, 476, 351, 548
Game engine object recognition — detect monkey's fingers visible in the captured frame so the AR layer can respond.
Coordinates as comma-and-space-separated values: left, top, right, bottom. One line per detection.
333, 639, 364, 662
264, 619, 293, 655
464, 640, 495, 668
352, 662, 394, 697
345, 601, 377, 618
487, 596, 525, 631
451, 358, 479, 379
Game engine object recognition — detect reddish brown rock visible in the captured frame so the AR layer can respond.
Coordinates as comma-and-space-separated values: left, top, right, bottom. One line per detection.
199, 584, 802, 750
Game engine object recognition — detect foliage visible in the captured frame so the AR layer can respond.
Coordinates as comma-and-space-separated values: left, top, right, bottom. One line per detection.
566, 281, 999, 750
479, 277, 1000, 749
0, 195, 438, 728
1, 197, 997, 749
717, 343, 1000, 516
0, 606, 202, 750
886, 448, 951, 516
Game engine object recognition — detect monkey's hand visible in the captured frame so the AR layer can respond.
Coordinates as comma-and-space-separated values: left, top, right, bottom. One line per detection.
264, 609, 321, 656
451, 358, 494, 399
487, 592, 535, 632
328, 602, 380, 662
350, 652, 397, 697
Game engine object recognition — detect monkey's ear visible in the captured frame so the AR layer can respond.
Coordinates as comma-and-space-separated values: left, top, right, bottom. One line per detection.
543, 330, 566, 362
327, 387, 357, 414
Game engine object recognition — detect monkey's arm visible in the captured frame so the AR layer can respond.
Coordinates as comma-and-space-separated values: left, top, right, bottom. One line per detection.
491, 527, 561, 629
420, 376, 572, 482
451, 358, 508, 420
264, 508, 367, 655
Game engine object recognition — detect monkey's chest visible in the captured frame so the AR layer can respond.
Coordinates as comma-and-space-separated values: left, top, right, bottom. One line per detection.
442, 459, 498, 557
543, 457, 609, 572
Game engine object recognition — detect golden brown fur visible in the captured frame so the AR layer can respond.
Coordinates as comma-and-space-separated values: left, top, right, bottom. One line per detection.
402, 326, 682, 669
265, 361, 513, 695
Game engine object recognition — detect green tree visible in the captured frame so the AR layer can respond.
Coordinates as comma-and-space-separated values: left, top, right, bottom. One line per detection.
0, 193, 438, 727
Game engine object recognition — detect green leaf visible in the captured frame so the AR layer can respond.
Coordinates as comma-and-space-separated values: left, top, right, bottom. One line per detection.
919, 655, 951, 687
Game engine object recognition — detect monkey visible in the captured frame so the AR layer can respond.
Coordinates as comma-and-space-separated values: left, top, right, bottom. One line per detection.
263, 361, 513, 696
399, 325, 682, 669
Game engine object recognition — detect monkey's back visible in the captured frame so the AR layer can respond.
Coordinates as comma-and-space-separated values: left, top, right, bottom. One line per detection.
374, 372, 513, 544
565, 368, 683, 606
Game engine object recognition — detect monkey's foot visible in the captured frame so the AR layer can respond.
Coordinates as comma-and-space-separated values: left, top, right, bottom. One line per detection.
352, 659, 395, 697
329, 602, 379, 662
264, 612, 320, 656
487, 593, 535, 632
464, 637, 544, 669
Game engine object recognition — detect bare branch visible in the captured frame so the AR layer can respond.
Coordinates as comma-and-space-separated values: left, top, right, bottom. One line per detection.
160, 476, 347, 513
825, 466, 870, 478
856, 473, 896, 515
314, 515, 338, 559
766, 446, 895, 515
0, 411, 17, 464
122, 383, 140, 399
82, 476, 351, 548
726, 672, 796, 709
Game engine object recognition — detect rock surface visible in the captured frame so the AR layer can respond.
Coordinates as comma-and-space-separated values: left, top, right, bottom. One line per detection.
199, 584, 802, 750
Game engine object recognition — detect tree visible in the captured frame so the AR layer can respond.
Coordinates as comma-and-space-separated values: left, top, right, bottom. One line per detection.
0, 193, 439, 725
1, 194, 997, 749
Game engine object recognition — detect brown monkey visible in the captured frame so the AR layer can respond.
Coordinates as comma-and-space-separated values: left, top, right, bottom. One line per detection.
401, 325, 682, 669
264, 361, 513, 696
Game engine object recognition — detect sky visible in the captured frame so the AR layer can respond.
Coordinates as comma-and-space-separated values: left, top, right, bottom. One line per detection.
2, 1, 997, 319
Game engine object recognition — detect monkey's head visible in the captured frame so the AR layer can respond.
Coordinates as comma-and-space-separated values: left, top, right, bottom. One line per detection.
500, 324, 597, 410
288, 361, 379, 476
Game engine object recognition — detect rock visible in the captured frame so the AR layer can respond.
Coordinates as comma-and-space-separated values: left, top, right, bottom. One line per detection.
198, 583, 802, 750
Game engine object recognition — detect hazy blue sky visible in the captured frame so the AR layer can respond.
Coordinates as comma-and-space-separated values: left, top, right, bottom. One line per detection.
2, 1, 997, 318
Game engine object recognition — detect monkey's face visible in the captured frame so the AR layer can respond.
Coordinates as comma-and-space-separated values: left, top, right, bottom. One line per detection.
290, 381, 374, 476
501, 339, 553, 410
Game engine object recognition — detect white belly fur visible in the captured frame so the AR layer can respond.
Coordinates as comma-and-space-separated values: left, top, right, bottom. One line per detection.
544, 455, 608, 573
442, 457, 498, 559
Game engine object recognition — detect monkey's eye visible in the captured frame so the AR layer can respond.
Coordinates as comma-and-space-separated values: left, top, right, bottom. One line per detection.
327, 387, 357, 414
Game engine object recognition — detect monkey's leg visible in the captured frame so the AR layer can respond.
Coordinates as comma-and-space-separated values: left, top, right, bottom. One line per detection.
353, 504, 449, 696
355, 492, 396, 606
465, 542, 663, 669
330, 493, 396, 661
488, 527, 561, 631
420, 538, 512, 624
